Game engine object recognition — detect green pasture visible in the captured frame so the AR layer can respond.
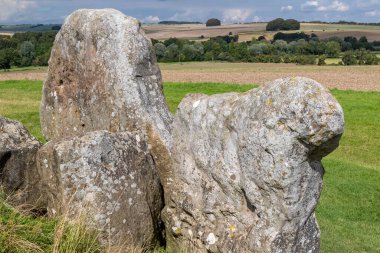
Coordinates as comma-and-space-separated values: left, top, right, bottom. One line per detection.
0, 80, 379, 253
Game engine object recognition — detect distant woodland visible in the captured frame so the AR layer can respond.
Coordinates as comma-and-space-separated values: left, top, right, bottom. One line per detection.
1, 19, 380, 70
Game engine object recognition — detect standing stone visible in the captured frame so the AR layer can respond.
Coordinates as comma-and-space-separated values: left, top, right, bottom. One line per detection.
40, 8, 172, 147
161, 77, 344, 253
37, 130, 164, 247
38, 9, 173, 248
0, 117, 42, 206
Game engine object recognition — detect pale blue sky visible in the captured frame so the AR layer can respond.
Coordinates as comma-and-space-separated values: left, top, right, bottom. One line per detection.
1, 0, 380, 24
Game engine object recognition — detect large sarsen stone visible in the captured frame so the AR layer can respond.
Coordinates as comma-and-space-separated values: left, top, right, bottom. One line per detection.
40, 9, 172, 147
162, 77, 344, 253
37, 130, 164, 247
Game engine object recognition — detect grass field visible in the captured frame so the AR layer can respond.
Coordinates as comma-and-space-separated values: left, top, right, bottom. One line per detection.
0, 80, 379, 252
8, 66, 48, 72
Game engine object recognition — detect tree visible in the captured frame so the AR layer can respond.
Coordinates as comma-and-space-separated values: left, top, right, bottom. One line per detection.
325, 41, 341, 57
273, 32, 310, 42
164, 43, 179, 61
0, 39, 17, 50
273, 40, 287, 52
182, 44, 197, 61
266, 18, 285, 31
283, 19, 300, 30
359, 36, 368, 43
0, 48, 16, 71
363, 53, 380, 65
193, 42, 204, 60
154, 43, 166, 61
20, 41, 36, 66
248, 43, 267, 56
342, 51, 357, 65
266, 18, 300, 31
206, 18, 221, 27
318, 55, 326, 65
294, 39, 309, 54
257, 35, 266, 41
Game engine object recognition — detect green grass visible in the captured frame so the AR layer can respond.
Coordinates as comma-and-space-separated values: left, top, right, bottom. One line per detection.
0, 195, 56, 252
0, 192, 102, 253
325, 58, 341, 65
0, 80, 379, 252
317, 159, 380, 253
163, 82, 256, 113
328, 90, 380, 170
0, 80, 44, 142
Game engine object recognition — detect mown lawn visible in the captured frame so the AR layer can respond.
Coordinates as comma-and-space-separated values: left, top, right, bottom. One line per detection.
0, 80, 379, 253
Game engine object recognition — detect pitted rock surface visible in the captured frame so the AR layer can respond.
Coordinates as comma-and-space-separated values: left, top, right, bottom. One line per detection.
161, 77, 344, 253
0, 117, 41, 205
40, 9, 172, 147
37, 130, 163, 247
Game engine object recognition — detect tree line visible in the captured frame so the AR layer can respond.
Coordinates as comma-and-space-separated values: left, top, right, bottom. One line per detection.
0, 31, 56, 70
1, 30, 380, 70
152, 33, 380, 66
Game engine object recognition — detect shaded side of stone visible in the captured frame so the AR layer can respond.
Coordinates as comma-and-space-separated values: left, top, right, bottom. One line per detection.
0, 116, 42, 207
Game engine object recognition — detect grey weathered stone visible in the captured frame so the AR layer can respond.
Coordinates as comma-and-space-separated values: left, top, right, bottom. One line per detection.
0, 117, 41, 206
38, 9, 173, 249
40, 8, 172, 147
37, 130, 164, 247
161, 77, 344, 253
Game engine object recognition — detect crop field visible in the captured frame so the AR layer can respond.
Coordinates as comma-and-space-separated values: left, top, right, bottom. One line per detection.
143, 23, 267, 40
0, 79, 379, 252
2, 62, 380, 91
144, 22, 380, 42
0, 32, 13, 36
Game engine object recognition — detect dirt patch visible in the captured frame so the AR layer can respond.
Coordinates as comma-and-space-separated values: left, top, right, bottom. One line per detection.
0, 70, 47, 81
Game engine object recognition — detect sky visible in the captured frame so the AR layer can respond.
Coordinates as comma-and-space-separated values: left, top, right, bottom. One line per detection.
1, 0, 380, 24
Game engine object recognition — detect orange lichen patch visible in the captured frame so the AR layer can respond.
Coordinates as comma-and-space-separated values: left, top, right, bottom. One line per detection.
229, 225, 236, 239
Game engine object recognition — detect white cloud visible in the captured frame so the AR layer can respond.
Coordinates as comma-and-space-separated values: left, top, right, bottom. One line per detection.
281, 5, 294, 12
0, 0, 37, 21
223, 8, 252, 23
253, 16, 261, 22
302, 0, 349, 12
365, 10, 380, 16
143, 15, 160, 23
169, 9, 201, 21
356, 0, 379, 8
302, 0, 320, 10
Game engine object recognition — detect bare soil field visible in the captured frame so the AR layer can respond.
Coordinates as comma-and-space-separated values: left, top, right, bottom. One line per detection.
160, 62, 380, 91
1, 63, 380, 91
0, 70, 47, 81
143, 22, 380, 42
